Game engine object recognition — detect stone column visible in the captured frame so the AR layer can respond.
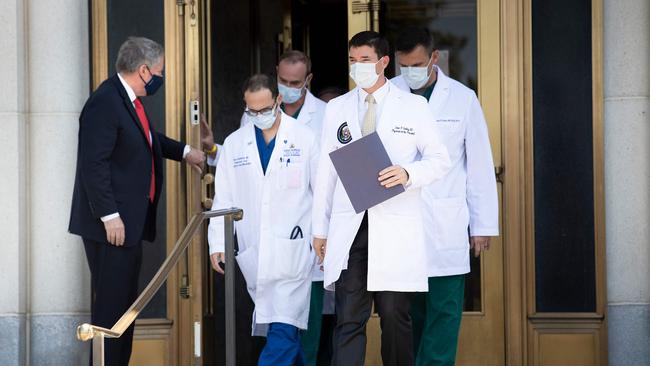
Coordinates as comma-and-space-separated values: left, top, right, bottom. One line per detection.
27, 0, 91, 364
0, 1, 28, 365
604, 0, 650, 364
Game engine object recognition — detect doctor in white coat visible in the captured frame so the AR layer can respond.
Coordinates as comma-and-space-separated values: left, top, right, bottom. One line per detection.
240, 51, 326, 142
238, 51, 328, 366
311, 31, 451, 366
392, 27, 499, 366
208, 74, 318, 366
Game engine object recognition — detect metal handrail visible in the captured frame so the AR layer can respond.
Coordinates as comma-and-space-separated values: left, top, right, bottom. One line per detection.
76, 208, 243, 366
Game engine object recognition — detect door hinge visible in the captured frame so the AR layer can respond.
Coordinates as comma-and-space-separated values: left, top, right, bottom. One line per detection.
351, 0, 380, 14
180, 274, 191, 299
176, 0, 185, 16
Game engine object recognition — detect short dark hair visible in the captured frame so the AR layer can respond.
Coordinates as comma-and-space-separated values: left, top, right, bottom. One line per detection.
242, 73, 278, 99
348, 31, 390, 59
396, 27, 435, 55
279, 50, 312, 74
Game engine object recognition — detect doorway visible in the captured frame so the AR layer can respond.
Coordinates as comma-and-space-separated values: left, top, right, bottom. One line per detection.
87, 0, 507, 365
200, 0, 505, 365
202, 1, 350, 364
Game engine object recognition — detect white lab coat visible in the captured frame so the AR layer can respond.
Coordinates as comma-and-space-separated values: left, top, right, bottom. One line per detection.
241, 89, 327, 282
312, 81, 452, 292
392, 69, 499, 277
208, 113, 319, 335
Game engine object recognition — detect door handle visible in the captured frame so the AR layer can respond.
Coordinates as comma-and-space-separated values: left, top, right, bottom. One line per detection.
201, 173, 214, 209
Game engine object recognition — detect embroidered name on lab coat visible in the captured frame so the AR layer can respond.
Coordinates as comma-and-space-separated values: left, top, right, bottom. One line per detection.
233, 156, 251, 168
391, 126, 415, 135
282, 148, 302, 158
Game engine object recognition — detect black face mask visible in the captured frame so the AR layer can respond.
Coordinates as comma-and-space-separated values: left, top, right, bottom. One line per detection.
140, 66, 164, 96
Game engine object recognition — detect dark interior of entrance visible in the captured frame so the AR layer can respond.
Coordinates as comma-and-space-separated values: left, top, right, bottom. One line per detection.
206, 1, 348, 364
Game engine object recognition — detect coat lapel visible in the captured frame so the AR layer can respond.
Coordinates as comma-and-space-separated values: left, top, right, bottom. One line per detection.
344, 90, 362, 141
428, 67, 451, 115
264, 113, 289, 176
377, 81, 400, 131
111, 75, 151, 147
244, 122, 264, 177
297, 91, 316, 127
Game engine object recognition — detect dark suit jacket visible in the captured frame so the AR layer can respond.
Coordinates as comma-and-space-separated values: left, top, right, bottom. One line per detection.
69, 74, 185, 246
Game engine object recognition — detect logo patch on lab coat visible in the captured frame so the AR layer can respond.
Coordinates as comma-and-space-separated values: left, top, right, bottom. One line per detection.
337, 122, 352, 144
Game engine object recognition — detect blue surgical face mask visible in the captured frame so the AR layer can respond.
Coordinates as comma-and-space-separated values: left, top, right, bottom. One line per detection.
248, 103, 278, 130
140, 66, 164, 96
278, 82, 306, 104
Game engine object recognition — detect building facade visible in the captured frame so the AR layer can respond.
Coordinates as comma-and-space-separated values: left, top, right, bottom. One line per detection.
0, 0, 648, 365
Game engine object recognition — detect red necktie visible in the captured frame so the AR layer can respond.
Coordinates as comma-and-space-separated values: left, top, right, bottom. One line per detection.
133, 98, 156, 202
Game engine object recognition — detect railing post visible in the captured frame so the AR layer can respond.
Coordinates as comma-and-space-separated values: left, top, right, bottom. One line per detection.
76, 209, 243, 366
224, 213, 237, 366
93, 332, 105, 366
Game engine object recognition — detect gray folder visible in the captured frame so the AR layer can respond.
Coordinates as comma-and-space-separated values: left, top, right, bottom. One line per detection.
329, 132, 405, 213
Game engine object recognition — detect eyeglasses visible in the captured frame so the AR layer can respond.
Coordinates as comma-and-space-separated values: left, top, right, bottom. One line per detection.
244, 103, 277, 117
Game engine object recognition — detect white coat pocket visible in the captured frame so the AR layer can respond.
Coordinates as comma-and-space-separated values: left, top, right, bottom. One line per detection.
271, 238, 312, 281
431, 197, 470, 251
236, 247, 258, 298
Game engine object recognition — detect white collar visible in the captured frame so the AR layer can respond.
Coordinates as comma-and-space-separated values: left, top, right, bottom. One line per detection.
359, 77, 390, 105
117, 73, 137, 103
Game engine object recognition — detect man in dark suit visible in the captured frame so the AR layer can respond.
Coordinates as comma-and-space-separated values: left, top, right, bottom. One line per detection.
69, 37, 205, 366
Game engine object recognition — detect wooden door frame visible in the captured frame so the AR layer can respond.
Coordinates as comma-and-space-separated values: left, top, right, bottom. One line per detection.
503, 0, 607, 364
520, 0, 607, 364
89, 1, 195, 364
501, 0, 527, 363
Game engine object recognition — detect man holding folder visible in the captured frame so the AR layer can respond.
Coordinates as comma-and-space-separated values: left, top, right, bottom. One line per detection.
311, 31, 451, 366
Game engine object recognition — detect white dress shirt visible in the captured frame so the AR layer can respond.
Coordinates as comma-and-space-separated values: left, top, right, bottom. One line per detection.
357, 77, 390, 126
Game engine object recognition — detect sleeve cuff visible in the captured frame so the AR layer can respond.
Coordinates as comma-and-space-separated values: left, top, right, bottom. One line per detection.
209, 245, 225, 255
101, 212, 120, 222
403, 167, 412, 188
182, 145, 191, 159
469, 227, 500, 237
206, 144, 222, 167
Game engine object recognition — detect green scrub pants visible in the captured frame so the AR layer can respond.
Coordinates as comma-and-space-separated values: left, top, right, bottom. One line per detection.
300, 281, 324, 366
411, 275, 465, 366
